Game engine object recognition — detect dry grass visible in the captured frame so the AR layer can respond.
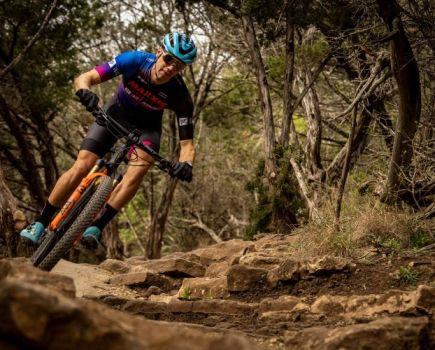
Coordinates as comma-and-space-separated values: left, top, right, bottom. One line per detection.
286, 192, 433, 259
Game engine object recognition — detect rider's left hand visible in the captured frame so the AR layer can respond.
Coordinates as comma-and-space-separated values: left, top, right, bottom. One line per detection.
76, 89, 99, 112
171, 162, 193, 182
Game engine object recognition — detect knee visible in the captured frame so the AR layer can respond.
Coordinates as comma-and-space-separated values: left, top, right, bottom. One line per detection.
70, 160, 93, 179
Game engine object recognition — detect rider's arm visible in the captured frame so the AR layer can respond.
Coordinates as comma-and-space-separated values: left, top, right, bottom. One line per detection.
179, 139, 195, 164
74, 69, 102, 92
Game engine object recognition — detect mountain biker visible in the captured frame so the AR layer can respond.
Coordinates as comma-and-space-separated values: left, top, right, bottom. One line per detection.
20, 32, 197, 249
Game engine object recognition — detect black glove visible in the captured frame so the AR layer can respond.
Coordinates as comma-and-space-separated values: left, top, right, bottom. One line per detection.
171, 162, 193, 182
76, 89, 99, 112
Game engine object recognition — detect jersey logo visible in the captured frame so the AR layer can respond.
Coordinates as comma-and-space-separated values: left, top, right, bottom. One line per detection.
108, 58, 119, 75
108, 59, 116, 68
179, 117, 190, 126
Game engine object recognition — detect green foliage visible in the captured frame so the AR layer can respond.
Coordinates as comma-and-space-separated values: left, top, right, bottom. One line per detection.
298, 36, 329, 63
179, 287, 191, 300
410, 230, 433, 249
382, 238, 401, 255
398, 266, 419, 285
245, 148, 305, 240
1, 0, 106, 113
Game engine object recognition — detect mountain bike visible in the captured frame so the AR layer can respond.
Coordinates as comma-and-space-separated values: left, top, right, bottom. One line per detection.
30, 107, 173, 271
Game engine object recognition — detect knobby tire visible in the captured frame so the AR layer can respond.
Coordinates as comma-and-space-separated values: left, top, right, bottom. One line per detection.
31, 178, 100, 267
38, 175, 112, 271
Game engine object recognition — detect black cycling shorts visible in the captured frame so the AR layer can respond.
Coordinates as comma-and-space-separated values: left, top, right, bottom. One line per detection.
80, 98, 162, 158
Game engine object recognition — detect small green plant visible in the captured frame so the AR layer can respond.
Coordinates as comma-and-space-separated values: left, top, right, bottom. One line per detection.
398, 266, 419, 284
179, 287, 191, 300
383, 238, 401, 255
410, 230, 432, 249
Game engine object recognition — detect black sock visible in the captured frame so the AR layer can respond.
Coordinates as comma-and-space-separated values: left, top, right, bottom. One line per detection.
37, 201, 60, 227
92, 204, 118, 231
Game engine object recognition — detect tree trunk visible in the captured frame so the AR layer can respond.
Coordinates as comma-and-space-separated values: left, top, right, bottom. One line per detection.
0, 94, 47, 206
146, 113, 178, 259
335, 106, 359, 225
240, 13, 277, 180
298, 69, 323, 177
377, 0, 421, 202
280, 4, 296, 147
103, 219, 124, 260
326, 99, 374, 184
0, 161, 19, 257
146, 177, 178, 259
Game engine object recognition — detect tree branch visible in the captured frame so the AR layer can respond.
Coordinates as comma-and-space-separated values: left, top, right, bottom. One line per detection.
0, 0, 58, 79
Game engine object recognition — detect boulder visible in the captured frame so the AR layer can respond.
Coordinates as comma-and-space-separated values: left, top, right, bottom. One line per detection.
109, 271, 178, 291
177, 277, 229, 300
205, 261, 231, 278
99, 259, 131, 274
191, 240, 255, 266
239, 252, 286, 270
0, 258, 75, 298
267, 256, 356, 287
131, 258, 205, 278
192, 300, 258, 315
284, 316, 429, 350
310, 285, 435, 318
0, 279, 263, 350
227, 265, 268, 292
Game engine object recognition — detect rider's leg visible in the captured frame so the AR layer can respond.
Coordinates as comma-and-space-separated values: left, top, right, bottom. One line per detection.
21, 121, 115, 243
41, 121, 116, 221
20, 150, 99, 242
81, 147, 154, 247
48, 150, 99, 207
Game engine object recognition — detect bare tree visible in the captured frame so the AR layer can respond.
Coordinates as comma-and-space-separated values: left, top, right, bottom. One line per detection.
377, 0, 421, 203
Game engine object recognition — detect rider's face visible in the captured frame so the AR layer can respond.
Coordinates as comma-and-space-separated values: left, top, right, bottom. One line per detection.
151, 48, 184, 84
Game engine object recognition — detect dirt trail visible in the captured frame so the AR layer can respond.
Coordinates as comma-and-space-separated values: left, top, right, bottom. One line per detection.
52, 259, 140, 299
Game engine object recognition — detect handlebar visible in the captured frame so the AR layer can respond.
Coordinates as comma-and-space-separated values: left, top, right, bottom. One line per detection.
92, 107, 173, 174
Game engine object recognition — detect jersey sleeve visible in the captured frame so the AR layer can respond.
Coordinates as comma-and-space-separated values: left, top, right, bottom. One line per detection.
172, 86, 194, 141
95, 51, 150, 82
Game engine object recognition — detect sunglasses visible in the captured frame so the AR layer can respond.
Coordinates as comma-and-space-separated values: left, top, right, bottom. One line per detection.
161, 51, 186, 71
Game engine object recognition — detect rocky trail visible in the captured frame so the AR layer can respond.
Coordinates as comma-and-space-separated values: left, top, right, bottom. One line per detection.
1, 234, 434, 349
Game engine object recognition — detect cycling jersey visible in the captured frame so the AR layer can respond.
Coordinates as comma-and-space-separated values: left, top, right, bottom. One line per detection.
95, 51, 193, 140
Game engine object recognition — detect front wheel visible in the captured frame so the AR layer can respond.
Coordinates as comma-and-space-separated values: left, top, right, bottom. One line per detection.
38, 175, 113, 271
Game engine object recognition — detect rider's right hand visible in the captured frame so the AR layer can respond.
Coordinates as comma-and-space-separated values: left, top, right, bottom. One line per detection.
76, 89, 99, 112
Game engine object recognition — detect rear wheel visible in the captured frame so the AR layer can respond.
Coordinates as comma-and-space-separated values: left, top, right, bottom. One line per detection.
38, 175, 113, 271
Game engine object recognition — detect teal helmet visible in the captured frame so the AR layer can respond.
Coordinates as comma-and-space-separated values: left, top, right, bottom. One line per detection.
162, 32, 197, 64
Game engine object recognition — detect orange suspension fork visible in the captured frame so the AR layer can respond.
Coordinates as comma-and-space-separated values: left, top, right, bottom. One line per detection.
49, 166, 108, 231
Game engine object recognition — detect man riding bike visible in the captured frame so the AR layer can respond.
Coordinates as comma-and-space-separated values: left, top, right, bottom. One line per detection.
20, 32, 197, 249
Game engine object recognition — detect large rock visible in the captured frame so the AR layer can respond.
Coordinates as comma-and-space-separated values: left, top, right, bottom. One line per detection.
51, 259, 140, 299
205, 261, 231, 278
131, 258, 205, 278
310, 285, 435, 318
99, 259, 131, 274
0, 279, 263, 350
109, 271, 178, 291
227, 264, 268, 292
177, 277, 229, 300
267, 256, 356, 287
191, 240, 255, 266
253, 234, 300, 252
284, 316, 429, 350
0, 258, 75, 298
239, 251, 287, 270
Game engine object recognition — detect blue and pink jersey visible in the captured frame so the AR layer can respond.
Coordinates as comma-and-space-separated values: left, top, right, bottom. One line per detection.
95, 51, 193, 140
